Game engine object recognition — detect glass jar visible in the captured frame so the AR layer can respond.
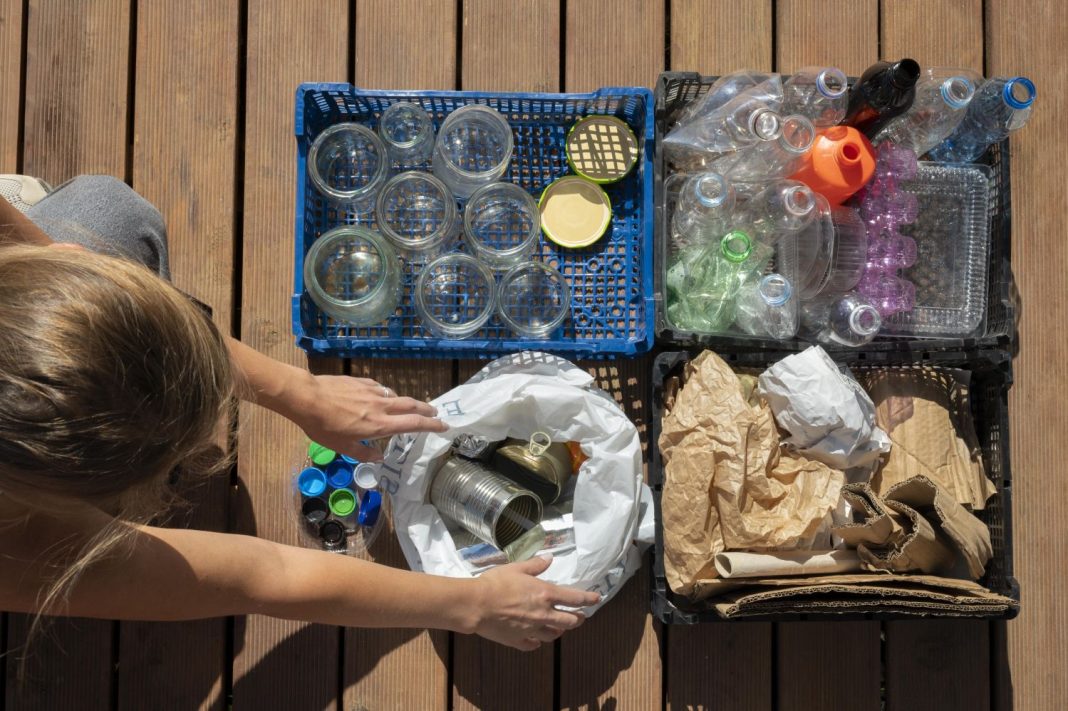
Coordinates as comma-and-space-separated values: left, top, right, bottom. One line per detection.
303, 226, 401, 327
432, 104, 514, 199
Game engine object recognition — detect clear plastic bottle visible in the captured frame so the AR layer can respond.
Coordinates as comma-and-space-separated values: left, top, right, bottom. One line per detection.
678, 71, 781, 124
666, 231, 756, 332
928, 76, 1036, 163
844, 59, 921, 137
711, 114, 816, 181
872, 68, 981, 156
665, 92, 784, 159
671, 172, 736, 245
801, 292, 883, 347
783, 66, 849, 127
738, 180, 817, 239
735, 273, 799, 339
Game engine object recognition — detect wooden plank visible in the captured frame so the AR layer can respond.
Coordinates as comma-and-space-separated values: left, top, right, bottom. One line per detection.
878, 5, 989, 708
118, 2, 241, 709
775, 0, 878, 75
666, 624, 772, 710
448, 359, 554, 711
4, 617, 113, 711
4, 2, 129, 707
880, 0, 982, 71
344, 361, 451, 711
461, 0, 559, 92
0, 0, 22, 171
342, 5, 457, 709
774, 5, 883, 709
662, 4, 773, 709
670, 0, 773, 74
558, 357, 662, 711
229, 2, 348, 709
988, 1, 1068, 709
885, 621, 990, 711
778, 622, 881, 711
565, 0, 665, 91
21, 0, 130, 182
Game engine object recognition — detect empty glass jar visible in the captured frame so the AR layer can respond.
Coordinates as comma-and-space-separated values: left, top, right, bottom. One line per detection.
303, 226, 401, 327
415, 253, 497, 339
378, 102, 435, 165
463, 182, 541, 270
497, 262, 571, 338
375, 171, 459, 261
432, 104, 514, 199
307, 123, 390, 210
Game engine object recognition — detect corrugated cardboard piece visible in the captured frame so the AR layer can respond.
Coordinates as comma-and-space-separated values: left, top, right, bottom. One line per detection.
864, 367, 995, 510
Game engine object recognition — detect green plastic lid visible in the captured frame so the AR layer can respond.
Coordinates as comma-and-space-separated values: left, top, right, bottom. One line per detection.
308, 441, 337, 466
328, 488, 357, 517
720, 231, 753, 263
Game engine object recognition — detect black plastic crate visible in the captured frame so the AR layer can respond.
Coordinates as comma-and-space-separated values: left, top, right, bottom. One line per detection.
652, 71, 1016, 355
649, 347, 1018, 623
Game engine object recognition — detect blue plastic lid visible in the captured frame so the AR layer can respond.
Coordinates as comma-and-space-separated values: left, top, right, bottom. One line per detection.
340, 454, 359, 465
327, 459, 355, 488
1003, 77, 1036, 110
297, 467, 328, 497
358, 490, 382, 527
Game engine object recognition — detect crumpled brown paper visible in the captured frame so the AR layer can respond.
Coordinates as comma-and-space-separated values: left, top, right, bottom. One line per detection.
659, 351, 845, 596
833, 476, 992, 580
864, 368, 995, 510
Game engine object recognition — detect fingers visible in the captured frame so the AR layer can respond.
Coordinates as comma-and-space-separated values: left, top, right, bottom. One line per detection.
511, 638, 542, 652
511, 554, 553, 576
544, 610, 585, 631
338, 442, 383, 463
380, 413, 449, 435
529, 626, 564, 643
549, 585, 602, 609
381, 396, 438, 418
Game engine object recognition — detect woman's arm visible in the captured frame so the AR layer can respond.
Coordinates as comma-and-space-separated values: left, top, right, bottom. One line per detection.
0, 517, 597, 651
226, 338, 447, 461
0, 198, 54, 246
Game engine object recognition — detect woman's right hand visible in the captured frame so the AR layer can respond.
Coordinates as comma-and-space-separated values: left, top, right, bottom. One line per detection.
469, 555, 602, 651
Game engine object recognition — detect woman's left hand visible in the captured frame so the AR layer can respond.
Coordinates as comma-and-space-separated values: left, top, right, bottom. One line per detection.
284, 374, 447, 461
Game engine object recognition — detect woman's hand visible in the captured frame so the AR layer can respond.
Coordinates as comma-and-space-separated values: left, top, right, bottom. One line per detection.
469, 555, 602, 651
285, 373, 448, 461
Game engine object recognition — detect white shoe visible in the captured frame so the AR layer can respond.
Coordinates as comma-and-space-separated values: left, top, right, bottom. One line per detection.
0, 175, 51, 213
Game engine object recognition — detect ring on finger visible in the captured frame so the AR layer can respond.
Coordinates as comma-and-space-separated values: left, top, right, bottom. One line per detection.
381, 385, 394, 398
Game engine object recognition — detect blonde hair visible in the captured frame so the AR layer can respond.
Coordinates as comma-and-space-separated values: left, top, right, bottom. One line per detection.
0, 244, 235, 626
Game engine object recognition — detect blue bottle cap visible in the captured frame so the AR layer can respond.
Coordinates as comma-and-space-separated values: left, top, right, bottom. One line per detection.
326, 459, 355, 489
297, 467, 328, 497
1003, 77, 1036, 110
358, 490, 382, 527
340, 454, 359, 465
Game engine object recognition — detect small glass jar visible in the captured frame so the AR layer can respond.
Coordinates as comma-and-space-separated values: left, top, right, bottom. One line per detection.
432, 104, 514, 199
307, 123, 390, 211
415, 253, 497, 339
497, 262, 571, 338
303, 226, 401, 327
378, 102, 435, 165
375, 171, 459, 261
462, 182, 541, 270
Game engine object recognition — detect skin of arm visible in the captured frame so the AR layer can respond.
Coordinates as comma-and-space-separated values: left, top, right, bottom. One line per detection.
0, 510, 599, 650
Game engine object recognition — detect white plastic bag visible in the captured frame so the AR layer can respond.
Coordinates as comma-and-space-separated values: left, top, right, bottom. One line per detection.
377, 351, 654, 612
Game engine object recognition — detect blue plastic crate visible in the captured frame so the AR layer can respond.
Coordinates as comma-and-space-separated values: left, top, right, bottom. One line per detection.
293, 82, 655, 358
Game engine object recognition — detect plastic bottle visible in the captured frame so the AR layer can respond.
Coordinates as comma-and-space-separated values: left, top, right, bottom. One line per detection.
678, 71, 781, 125
844, 59, 921, 137
665, 92, 784, 160
665, 231, 758, 332
790, 126, 876, 204
671, 172, 736, 245
783, 66, 849, 127
738, 180, 818, 238
801, 292, 883, 347
872, 68, 981, 156
711, 114, 816, 181
928, 76, 1036, 163
735, 273, 799, 339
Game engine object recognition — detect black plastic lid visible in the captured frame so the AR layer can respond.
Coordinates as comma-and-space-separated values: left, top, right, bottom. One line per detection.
319, 519, 347, 547
890, 59, 920, 89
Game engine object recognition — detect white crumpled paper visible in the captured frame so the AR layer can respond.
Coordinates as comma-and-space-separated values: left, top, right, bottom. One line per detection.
758, 346, 891, 470
377, 351, 653, 614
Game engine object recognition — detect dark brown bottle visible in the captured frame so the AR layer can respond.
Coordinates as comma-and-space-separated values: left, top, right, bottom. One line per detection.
844, 59, 921, 137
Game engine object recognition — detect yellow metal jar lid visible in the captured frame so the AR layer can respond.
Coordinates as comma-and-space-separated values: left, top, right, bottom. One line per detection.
565, 115, 639, 184
538, 176, 612, 249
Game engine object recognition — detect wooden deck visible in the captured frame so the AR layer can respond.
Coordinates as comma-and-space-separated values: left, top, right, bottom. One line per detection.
1, 0, 1065, 709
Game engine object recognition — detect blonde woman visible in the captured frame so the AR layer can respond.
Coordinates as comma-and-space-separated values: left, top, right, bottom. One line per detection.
0, 177, 596, 651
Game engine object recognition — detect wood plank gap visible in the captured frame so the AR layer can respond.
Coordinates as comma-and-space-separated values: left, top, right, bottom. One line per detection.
109, 620, 119, 711
123, 0, 137, 185
231, 0, 249, 342
559, 0, 566, 92
15, 0, 28, 171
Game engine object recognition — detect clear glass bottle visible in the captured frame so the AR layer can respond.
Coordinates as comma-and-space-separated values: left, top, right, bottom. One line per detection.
671, 172, 736, 245
734, 272, 799, 339
783, 66, 849, 127
928, 76, 1036, 163
801, 292, 883, 347
872, 68, 981, 156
